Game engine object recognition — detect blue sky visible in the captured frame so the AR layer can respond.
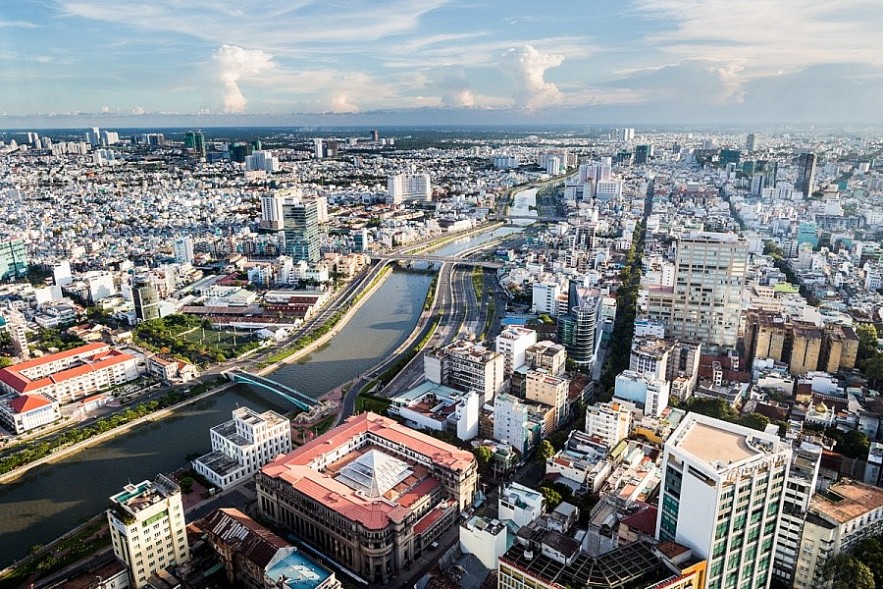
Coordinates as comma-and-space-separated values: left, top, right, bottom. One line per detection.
1, 0, 883, 125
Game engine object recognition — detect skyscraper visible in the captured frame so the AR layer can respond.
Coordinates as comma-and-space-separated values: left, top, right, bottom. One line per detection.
173, 236, 194, 264
132, 276, 160, 322
283, 199, 320, 263
796, 152, 816, 197
634, 144, 651, 165
642, 232, 748, 350
745, 133, 757, 152
657, 413, 791, 589
0, 239, 28, 280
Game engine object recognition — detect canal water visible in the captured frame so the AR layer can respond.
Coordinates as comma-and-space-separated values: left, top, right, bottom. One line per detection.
0, 223, 524, 563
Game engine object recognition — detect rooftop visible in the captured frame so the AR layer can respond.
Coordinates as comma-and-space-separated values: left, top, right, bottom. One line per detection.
810, 479, 883, 525
110, 475, 179, 516
670, 413, 787, 471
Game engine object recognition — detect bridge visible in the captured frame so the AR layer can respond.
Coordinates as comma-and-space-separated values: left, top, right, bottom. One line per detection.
373, 254, 503, 269
487, 214, 568, 222
227, 370, 317, 411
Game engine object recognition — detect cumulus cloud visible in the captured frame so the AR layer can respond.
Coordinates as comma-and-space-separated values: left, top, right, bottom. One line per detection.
429, 66, 475, 107
617, 59, 745, 105
328, 94, 359, 113
213, 45, 274, 113
503, 45, 564, 108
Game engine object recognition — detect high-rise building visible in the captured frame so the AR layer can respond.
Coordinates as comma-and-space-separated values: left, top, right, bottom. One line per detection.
495, 326, 537, 376
107, 475, 190, 588
773, 442, 821, 586
531, 281, 561, 316
282, 199, 320, 263
425, 339, 505, 404
557, 296, 599, 365
642, 232, 748, 350
745, 133, 757, 152
387, 173, 432, 203
613, 370, 670, 417
525, 369, 569, 431
132, 276, 160, 322
0, 239, 28, 280
524, 341, 567, 377
634, 144, 652, 165
185, 131, 206, 158
796, 152, 816, 198
585, 400, 633, 448
719, 149, 741, 167
256, 412, 477, 584
244, 150, 280, 172
493, 393, 543, 454
173, 236, 194, 264
656, 413, 791, 589
313, 138, 324, 159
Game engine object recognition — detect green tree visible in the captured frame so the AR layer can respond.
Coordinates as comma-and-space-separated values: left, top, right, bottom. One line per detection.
0, 356, 12, 368
537, 440, 556, 463
538, 485, 562, 510
473, 446, 493, 475
861, 353, 883, 389
179, 476, 194, 494
822, 553, 874, 589
856, 323, 879, 362
738, 412, 771, 432
855, 536, 883, 587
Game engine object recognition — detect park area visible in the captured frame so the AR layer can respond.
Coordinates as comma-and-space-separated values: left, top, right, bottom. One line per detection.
134, 314, 260, 366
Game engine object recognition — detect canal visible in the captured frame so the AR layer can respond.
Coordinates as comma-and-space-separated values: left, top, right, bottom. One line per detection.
0, 271, 432, 563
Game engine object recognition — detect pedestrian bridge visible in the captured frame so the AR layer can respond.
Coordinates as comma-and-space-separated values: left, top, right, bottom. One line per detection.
227, 370, 317, 411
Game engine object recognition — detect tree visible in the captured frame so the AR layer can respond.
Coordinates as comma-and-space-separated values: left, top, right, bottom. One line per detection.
179, 476, 194, 494
0, 357, 12, 368
822, 553, 874, 589
473, 446, 493, 475
538, 485, 562, 510
857, 323, 880, 362
855, 536, 883, 587
537, 440, 556, 463
738, 412, 770, 432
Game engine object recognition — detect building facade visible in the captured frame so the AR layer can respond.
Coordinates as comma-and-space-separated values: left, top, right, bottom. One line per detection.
193, 406, 292, 489
496, 326, 537, 377
656, 413, 791, 589
256, 413, 477, 584
283, 200, 320, 263
425, 340, 505, 404
107, 476, 190, 589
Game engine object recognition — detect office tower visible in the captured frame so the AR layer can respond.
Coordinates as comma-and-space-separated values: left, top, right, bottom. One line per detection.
0, 239, 27, 280
557, 283, 599, 365
773, 442, 821, 586
229, 142, 254, 162
585, 400, 633, 448
192, 406, 291, 489
745, 133, 757, 152
495, 326, 538, 376
173, 236, 194, 264
796, 152, 816, 197
643, 232, 748, 350
313, 138, 324, 159
532, 281, 561, 315
657, 413, 790, 589
792, 479, 883, 589
352, 227, 369, 253
244, 150, 280, 172
282, 199, 320, 263
719, 149, 741, 167
132, 276, 160, 322
634, 144, 651, 165
107, 475, 190, 588
387, 173, 432, 203
256, 413, 477, 584
86, 127, 101, 146
371, 129, 380, 141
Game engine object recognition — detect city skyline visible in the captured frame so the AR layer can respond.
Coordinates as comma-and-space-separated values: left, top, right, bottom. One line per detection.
1, 1, 882, 126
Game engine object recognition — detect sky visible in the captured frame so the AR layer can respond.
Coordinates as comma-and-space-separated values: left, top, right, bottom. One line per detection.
1, 0, 883, 127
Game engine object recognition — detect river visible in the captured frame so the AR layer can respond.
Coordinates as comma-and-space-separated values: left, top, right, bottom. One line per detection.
0, 223, 525, 564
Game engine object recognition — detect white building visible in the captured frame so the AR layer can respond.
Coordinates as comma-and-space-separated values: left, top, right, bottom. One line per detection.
532, 282, 560, 316
459, 515, 509, 570
584, 400, 633, 448
0, 393, 61, 434
773, 442, 821, 586
192, 406, 291, 489
388, 381, 479, 441
656, 413, 791, 589
387, 173, 432, 203
245, 150, 280, 173
107, 476, 190, 589
613, 370, 670, 418
499, 482, 544, 528
546, 430, 611, 494
495, 326, 537, 377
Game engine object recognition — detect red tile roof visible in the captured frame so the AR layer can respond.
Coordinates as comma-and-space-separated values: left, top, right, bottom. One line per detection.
0, 343, 134, 394
8, 394, 53, 413
261, 413, 474, 530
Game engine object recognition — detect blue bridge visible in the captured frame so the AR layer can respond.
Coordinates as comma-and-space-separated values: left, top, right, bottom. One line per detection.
228, 370, 317, 411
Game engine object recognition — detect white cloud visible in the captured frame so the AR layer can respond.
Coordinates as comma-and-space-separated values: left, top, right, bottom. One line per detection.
328, 94, 359, 113
213, 45, 274, 113
502, 45, 564, 108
